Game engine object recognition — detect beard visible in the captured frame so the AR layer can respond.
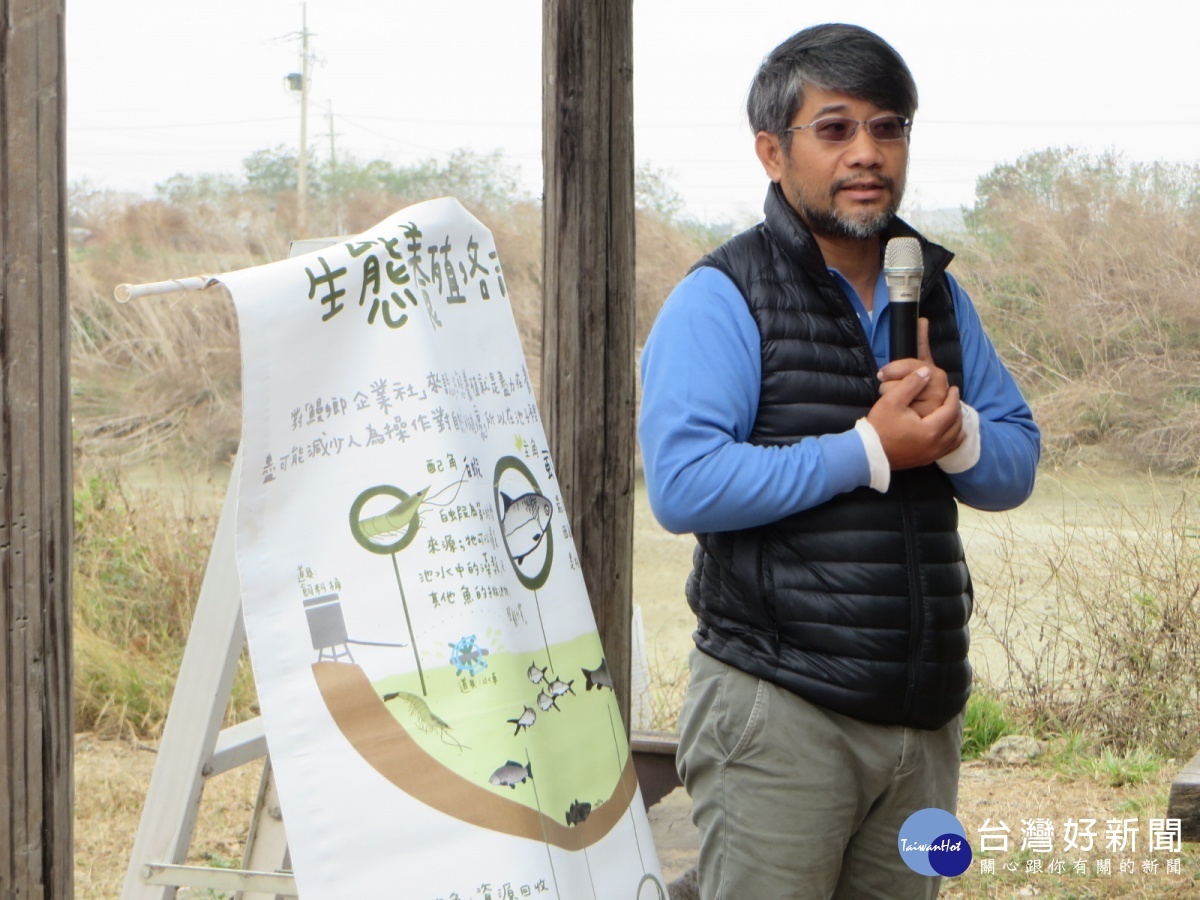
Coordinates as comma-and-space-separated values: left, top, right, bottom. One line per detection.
792, 174, 903, 240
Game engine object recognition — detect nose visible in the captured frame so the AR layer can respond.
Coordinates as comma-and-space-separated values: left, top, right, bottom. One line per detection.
842, 124, 886, 167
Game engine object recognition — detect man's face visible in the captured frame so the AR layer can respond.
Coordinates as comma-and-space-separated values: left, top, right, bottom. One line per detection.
755, 85, 909, 240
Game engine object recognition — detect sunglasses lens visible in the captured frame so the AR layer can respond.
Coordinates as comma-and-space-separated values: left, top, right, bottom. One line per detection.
867, 116, 908, 141
813, 118, 856, 142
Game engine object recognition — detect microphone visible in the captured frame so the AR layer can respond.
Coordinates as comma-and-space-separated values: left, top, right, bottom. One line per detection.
884, 237, 922, 361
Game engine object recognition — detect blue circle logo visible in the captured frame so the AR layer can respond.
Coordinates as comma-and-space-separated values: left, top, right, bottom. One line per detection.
898, 808, 972, 877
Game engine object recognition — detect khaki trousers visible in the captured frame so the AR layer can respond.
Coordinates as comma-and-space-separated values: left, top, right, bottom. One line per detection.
676, 649, 964, 900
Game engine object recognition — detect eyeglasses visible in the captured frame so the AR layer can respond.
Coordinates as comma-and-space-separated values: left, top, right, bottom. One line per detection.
784, 115, 911, 143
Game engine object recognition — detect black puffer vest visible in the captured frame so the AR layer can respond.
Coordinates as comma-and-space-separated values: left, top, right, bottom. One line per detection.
687, 184, 972, 729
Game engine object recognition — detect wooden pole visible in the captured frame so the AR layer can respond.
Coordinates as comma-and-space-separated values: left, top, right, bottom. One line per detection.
541, 0, 636, 732
0, 0, 74, 895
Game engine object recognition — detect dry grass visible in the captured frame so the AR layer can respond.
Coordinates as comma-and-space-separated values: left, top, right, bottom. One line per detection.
958, 149, 1200, 473
74, 734, 264, 898
637, 648, 691, 733
972, 476, 1200, 757
69, 184, 547, 468
72, 466, 258, 739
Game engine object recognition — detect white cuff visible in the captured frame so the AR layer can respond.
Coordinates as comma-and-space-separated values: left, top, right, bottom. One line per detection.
854, 418, 891, 493
937, 402, 981, 474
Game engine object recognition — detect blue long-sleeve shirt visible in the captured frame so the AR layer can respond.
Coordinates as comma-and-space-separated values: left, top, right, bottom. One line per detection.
638, 265, 1041, 535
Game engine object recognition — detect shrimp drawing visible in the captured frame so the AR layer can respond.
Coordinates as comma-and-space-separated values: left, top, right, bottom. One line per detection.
356, 469, 471, 548
356, 487, 431, 544
383, 689, 468, 752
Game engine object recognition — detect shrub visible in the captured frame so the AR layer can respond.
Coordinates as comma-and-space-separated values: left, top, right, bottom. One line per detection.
72, 468, 257, 738
974, 482, 1200, 756
961, 688, 1015, 759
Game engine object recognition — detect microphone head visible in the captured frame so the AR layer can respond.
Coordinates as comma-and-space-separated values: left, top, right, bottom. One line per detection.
884, 236, 922, 271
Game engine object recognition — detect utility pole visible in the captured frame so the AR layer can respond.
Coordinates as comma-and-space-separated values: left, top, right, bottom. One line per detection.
297, 2, 310, 232
327, 101, 343, 233
284, 3, 313, 231
327, 102, 336, 185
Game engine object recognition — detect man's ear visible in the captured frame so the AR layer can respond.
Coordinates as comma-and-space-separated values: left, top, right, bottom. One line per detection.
754, 131, 786, 183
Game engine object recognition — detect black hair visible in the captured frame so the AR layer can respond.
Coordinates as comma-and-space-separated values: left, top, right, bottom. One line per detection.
746, 24, 918, 145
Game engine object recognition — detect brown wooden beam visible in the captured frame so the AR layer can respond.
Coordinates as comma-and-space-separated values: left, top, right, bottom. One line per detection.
0, 0, 73, 894
541, 0, 636, 731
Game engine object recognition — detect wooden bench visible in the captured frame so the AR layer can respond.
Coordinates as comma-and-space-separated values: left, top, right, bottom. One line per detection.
632, 729, 682, 809
1167, 749, 1200, 841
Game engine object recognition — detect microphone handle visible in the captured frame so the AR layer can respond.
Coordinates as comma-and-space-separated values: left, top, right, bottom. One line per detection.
890, 300, 919, 361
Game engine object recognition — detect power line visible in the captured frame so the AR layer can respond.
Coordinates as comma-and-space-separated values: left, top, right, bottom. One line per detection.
71, 117, 295, 132
341, 113, 541, 128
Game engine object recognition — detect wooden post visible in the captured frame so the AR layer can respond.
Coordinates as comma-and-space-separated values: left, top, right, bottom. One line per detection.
0, 0, 73, 895
541, 0, 636, 732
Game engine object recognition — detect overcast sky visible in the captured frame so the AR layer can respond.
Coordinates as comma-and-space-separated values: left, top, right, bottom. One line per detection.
67, 0, 1200, 225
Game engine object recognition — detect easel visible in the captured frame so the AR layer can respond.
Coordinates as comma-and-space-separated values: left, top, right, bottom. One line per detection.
117, 240, 342, 898
117, 239, 683, 898
121, 454, 298, 899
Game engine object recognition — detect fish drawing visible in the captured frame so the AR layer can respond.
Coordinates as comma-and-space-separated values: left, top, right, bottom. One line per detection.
489, 760, 533, 789
507, 706, 536, 736
499, 491, 554, 564
536, 690, 559, 712
565, 799, 592, 826
582, 659, 613, 691
527, 662, 548, 684
548, 677, 575, 698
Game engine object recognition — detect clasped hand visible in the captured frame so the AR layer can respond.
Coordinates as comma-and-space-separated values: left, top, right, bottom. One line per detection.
867, 318, 965, 470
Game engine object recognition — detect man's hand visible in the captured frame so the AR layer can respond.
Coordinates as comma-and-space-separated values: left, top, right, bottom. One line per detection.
877, 318, 949, 418
867, 366, 965, 470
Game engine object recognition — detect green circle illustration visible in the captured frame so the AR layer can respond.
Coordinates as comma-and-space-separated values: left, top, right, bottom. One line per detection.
349, 484, 425, 555
493, 455, 554, 590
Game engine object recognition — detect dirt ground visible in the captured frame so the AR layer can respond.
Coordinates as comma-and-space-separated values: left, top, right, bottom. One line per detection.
79, 457, 1200, 897
77, 733, 1200, 898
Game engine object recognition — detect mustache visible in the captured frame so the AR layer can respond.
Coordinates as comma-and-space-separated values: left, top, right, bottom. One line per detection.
830, 175, 897, 197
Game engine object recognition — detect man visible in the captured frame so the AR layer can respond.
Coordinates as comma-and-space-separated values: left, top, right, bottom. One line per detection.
637, 23, 1040, 899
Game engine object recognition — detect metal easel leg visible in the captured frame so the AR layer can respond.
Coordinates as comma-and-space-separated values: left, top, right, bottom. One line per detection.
121, 455, 282, 898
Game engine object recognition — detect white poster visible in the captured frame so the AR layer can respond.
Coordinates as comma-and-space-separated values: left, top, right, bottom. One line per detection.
219, 199, 666, 899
